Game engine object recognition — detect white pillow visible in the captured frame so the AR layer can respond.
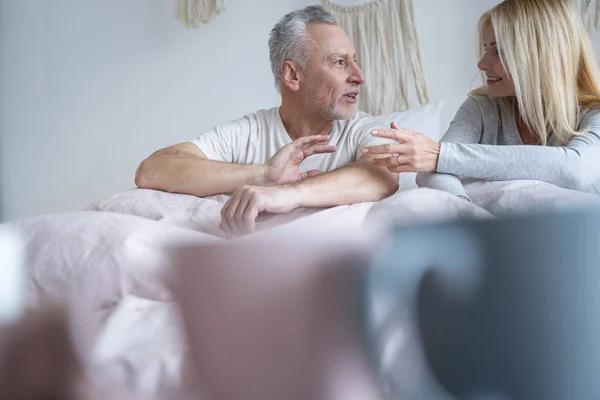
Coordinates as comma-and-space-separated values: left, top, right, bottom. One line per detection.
373, 100, 445, 191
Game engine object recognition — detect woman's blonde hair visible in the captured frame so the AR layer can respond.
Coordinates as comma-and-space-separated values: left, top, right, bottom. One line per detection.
472, 0, 600, 145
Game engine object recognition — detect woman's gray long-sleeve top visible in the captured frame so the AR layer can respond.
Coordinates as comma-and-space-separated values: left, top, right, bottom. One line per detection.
417, 95, 600, 197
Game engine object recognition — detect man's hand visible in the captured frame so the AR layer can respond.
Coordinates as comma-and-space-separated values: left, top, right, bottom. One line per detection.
220, 185, 300, 237
263, 135, 336, 185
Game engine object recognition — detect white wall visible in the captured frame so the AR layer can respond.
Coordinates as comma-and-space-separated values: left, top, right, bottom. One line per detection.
0, 0, 497, 221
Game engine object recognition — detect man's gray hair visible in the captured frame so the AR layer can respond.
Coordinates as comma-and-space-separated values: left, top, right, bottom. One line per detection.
268, 5, 338, 91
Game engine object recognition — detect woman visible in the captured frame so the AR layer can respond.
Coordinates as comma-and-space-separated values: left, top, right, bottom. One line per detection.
362, 0, 600, 199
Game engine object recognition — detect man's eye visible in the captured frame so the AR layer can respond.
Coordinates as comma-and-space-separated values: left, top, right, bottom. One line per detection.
335, 60, 345, 66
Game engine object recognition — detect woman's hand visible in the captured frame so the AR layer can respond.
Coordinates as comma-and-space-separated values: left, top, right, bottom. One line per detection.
361, 122, 441, 173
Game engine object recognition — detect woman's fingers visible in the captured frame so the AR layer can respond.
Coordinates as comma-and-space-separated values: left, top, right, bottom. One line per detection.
387, 165, 416, 173
371, 155, 409, 167
370, 124, 413, 140
361, 143, 404, 155
365, 125, 440, 173
370, 128, 402, 141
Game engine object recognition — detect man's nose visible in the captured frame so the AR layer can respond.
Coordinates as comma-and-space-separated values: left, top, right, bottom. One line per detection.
349, 61, 366, 85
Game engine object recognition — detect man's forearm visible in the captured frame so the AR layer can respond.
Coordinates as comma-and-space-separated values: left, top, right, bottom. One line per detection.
288, 161, 399, 208
135, 149, 265, 197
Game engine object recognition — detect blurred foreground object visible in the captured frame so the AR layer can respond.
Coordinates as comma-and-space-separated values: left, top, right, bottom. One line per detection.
0, 307, 82, 400
0, 228, 25, 324
172, 229, 383, 400
0, 306, 139, 400
366, 206, 600, 400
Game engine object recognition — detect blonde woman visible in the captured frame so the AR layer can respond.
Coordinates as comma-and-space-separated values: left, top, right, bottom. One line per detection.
362, 0, 600, 199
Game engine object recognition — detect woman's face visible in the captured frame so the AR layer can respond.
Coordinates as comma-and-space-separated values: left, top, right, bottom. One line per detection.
477, 23, 515, 97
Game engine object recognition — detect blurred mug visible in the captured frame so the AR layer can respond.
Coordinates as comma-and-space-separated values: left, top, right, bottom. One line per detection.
365, 206, 600, 400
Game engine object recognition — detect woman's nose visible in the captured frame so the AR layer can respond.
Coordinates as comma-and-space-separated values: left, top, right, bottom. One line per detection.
477, 57, 488, 71
477, 52, 493, 71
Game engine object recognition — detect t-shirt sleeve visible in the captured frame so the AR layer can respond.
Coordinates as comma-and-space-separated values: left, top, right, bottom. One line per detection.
189, 116, 251, 163
354, 119, 398, 161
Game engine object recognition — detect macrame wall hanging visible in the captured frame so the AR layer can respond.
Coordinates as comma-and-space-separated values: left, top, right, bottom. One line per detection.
176, 0, 226, 28
579, 0, 600, 31
321, 0, 429, 115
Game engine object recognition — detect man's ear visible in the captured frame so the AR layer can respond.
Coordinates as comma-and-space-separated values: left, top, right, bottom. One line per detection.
281, 61, 302, 92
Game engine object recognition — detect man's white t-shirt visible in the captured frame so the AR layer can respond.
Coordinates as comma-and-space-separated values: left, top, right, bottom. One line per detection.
190, 107, 394, 174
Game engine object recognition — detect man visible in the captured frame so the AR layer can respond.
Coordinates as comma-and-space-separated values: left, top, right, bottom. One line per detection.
135, 5, 399, 237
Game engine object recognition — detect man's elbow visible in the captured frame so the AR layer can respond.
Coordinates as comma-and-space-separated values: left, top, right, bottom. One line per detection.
134, 159, 157, 189
386, 177, 400, 196
375, 173, 399, 200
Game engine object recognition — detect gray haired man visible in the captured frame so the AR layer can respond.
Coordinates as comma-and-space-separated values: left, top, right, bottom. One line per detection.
135, 5, 398, 237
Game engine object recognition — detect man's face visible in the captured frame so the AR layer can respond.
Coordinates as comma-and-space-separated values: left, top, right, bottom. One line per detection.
300, 23, 366, 121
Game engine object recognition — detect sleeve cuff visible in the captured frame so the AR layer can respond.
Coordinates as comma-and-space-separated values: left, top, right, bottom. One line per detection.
437, 142, 456, 175
416, 172, 468, 198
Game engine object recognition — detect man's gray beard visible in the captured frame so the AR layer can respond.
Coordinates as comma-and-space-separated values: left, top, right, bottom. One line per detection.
323, 103, 356, 121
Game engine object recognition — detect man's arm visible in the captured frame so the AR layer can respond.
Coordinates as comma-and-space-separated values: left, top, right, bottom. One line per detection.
219, 155, 398, 237
135, 143, 266, 197
289, 155, 399, 207
135, 135, 336, 197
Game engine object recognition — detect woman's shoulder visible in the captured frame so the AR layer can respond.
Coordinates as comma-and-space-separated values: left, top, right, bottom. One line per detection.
465, 93, 497, 110
454, 94, 500, 126
456, 93, 498, 115
578, 106, 600, 131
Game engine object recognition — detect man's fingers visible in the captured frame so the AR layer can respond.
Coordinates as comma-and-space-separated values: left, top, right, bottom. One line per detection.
221, 194, 242, 238
220, 189, 266, 237
293, 135, 331, 149
390, 121, 400, 130
302, 144, 337, 158
299, 169, 322, 179
233, 190, 254, 236
241, 204, 260, 235
219, 202, 232, 238
275, 135, 332, 164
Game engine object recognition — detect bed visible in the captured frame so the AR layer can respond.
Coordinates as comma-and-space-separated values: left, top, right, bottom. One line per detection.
2, 178, 599, 399
2, 97, 600, 398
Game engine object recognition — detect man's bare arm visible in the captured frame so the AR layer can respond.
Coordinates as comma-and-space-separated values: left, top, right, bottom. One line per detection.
135, 136, 336, 197
220, 155, 399, 236
290, 155, 399, 207
134, 143, 266, 197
